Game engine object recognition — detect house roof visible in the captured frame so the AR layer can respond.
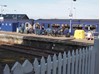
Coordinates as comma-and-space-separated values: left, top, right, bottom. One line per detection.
0, 14, 29, 20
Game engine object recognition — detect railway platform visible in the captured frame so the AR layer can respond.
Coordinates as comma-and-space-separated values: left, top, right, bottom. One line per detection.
0, 31, 94, 51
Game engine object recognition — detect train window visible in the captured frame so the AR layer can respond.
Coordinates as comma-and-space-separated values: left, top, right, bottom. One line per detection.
85, 25, 89, 30
18, 15, 21, 18
12, 15, 17, 19
78, 24, 83, 29
72, 24, 78, 29
56, 24, 60, 28
47, 24, 50, 28
72, 24, 83, 29
85, 25, 96, 30
52, 24, 55, 26
52, 24, 55, 28
90, 25, 96, 30
65, 24, 70, 29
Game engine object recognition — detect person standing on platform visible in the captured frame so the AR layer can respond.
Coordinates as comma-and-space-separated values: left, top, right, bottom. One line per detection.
40, 24, 45, 35
35, 23, 41, 35
60, 24, 65, 35
46, 24, 52, 35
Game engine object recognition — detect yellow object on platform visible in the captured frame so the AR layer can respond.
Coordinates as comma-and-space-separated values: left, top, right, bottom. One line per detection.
74, 30, 85, 39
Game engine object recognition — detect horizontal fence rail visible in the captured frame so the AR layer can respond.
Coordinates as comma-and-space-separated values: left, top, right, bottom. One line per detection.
3, 39, 99, 74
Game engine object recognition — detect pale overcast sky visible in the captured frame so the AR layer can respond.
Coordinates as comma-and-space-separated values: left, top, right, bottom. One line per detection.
0, 0, 99, 19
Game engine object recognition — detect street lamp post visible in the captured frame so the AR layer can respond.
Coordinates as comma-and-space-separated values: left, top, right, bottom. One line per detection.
73, 7, 76, 19
69, 11, 73, 33
69, 0, 76, 34
14, 10, 17, 19
0, 5, 7, 22
0, 5, 7, 17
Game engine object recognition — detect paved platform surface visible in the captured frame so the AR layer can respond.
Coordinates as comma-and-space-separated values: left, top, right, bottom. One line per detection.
0, 31, 94, 46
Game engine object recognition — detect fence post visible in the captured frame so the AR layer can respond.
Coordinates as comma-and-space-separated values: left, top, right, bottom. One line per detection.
94, 38, 99, 74
67, 51, 71, 74
47, 55, 52, 74
22, 59, 33, 74
11, 62, 24, 74
84, 48, 88, 74
40, 57, 46, 74
3, 64, 11, 74
78, 49, 82, 74
63, 52, 67, 74
87, 47, 91, 74
71, 50, 75, 74
58, 53, 62, 74
75, 49, 79, 74
90, 46, 95, 74
33, 58, 40, 74
52, 54, 57, 74
82, 48, 85, 74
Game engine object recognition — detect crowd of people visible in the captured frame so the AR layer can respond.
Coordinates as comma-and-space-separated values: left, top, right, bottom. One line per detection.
18, 23, 70, 37
17, 23, 96, 39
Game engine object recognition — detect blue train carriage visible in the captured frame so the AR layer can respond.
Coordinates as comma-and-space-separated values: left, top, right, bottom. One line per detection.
71, 19, 99, 36
34, 19, 72, 36
0, 19, 17, 32
0, 14, 99, 36
34, 19, 99, 36
0, 14, 34, 32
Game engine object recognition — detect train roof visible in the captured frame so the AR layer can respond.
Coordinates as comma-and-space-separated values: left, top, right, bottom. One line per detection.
0, 14, 29, 20
37, 19, 99, 21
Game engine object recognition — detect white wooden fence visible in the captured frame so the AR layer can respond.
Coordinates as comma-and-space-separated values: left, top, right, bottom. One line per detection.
3, 39, 99, 74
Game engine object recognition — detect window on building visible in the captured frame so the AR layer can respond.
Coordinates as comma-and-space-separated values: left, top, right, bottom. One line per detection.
2, 23, 4, 26
6, 23, 7, 26
9, 23, 11, 26
12, 15, 16, 19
